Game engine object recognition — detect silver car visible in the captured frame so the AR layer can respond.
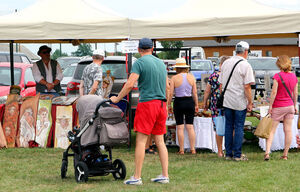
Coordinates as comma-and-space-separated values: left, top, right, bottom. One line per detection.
248, 57, 279, 90
65, 56, 139, 107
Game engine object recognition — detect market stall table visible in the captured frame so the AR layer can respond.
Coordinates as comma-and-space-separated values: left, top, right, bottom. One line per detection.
169, 117, 224, 153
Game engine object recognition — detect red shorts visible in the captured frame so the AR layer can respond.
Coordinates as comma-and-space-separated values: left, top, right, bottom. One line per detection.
134, 100, 167, 135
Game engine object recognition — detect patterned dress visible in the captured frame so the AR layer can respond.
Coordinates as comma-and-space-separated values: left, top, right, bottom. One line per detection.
208, 72, 222, 118
81, 63, 103, 96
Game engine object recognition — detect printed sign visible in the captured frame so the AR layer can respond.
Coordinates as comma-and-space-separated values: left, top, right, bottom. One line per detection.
121, 40, 139, 53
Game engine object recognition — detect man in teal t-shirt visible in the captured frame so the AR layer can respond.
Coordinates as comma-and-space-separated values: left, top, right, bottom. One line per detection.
110, 38, 170, 185
131, 54, 167, 102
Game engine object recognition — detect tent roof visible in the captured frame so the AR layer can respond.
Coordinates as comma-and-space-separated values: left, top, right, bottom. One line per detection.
130, 0, 300, 40
0, 0, 129, 43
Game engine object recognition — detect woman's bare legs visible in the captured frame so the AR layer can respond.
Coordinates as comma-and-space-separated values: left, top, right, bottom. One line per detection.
265, 120, 280, 157
282, 118, 293, 158
186, 124, 195, 152
177, 124, 185, 152
216, 134, 224, 157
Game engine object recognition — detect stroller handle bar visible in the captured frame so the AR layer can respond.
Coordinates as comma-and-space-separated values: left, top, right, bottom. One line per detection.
93, 99, 129, 120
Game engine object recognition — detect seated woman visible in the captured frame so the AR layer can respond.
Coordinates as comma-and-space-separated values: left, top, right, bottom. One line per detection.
168, 58, 198, 154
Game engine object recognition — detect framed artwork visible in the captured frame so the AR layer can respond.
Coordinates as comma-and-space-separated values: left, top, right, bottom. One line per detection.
54, 105, 72, 149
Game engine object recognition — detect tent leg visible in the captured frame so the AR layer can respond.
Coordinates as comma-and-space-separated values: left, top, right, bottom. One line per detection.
9, 41, 14, 85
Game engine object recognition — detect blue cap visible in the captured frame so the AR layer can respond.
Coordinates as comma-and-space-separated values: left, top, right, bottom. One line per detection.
138, 38, 153, 49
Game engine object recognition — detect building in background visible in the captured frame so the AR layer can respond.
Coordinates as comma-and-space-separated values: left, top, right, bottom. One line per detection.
183, 38, 298, 58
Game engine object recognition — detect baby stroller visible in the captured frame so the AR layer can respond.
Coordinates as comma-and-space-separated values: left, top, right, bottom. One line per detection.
60, 95, 129, 182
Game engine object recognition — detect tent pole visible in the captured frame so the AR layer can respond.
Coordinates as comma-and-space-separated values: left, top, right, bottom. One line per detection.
9, 41, 14, 85
298, 33, 300, 67
127, 52, 133, 149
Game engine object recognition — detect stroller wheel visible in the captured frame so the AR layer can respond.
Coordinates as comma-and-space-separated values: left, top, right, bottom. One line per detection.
112, 159, 126, 180
61, 160, 68, 179
75, 161, 89, 182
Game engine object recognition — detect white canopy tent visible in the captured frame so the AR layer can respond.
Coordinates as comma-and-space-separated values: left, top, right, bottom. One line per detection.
130, 0, 300, 40
0, 0, 130, 43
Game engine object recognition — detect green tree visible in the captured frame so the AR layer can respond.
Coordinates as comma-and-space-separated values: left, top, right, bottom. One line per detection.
159, 41, 183, 59
72, 43, 93, 57
51, 49, 68, 60
158, 41, 183, 59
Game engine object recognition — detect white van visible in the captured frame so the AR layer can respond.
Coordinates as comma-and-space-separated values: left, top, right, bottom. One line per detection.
179, 47, 206, 60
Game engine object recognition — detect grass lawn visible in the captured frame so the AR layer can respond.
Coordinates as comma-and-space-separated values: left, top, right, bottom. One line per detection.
0, 134, 300, 192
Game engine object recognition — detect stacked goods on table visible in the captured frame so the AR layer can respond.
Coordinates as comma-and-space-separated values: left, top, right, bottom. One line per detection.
0, 93, 78, 149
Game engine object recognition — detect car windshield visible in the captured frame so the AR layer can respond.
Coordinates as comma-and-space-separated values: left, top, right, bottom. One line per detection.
57, 58, 81, 69
63, 65, 77, 77
0, 67, 21, 85
191, 60, 212, 70
73, 61, 126, 80
248, 58, 278, 70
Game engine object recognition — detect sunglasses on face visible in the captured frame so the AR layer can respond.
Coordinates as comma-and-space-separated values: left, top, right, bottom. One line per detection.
41, 51, 50, 54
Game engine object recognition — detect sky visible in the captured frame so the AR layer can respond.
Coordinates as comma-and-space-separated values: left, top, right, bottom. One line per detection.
0, 0, 300, 55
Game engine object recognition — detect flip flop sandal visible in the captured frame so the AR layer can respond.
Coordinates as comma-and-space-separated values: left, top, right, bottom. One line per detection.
177, 151, 184, 155
145, 148, 157, 154
280, 155, 288, 160
190, 149, 196, 154
264, 154, 270, 161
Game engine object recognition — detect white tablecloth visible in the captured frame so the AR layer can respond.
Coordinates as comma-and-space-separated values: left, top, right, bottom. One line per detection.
176, 117, 224, 153
259, 115, 299, 151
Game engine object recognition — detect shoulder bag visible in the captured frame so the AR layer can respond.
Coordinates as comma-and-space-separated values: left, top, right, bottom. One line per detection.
216, 59, 243, 108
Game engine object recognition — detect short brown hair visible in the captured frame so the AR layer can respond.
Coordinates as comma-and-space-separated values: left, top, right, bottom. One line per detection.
276, 55, 291, 72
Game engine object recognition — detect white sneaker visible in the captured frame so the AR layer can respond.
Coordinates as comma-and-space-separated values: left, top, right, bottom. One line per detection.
151, 175, 169, 184
124, 176, 143, 185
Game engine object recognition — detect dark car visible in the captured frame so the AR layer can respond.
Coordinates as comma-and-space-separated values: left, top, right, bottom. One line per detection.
247, 57, 279, 90
66, 56, 139, 107
57, 56, 81, 70
0, 52, 32, 64
0, 62, 36, 97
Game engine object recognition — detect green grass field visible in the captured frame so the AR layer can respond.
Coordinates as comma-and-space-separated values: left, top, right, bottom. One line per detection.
0, 138, 300, 192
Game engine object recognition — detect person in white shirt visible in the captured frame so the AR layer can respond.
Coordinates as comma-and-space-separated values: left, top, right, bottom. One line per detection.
32, 45, 63, 97
219, 41, 255, 161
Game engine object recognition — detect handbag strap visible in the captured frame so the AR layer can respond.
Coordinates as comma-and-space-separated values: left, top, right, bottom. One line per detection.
278, 73, 294, 104
222, 59, 243, 95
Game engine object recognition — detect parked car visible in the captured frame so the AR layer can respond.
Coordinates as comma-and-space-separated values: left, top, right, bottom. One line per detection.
0, 52, 32, 64
66, 56, 139, 107
0, 62, 36, 98
61, 63, 78, 94
56, 56, 81, 70
247, 57, 279, 90
190, 59, 214, 81
291, 57, 300, 76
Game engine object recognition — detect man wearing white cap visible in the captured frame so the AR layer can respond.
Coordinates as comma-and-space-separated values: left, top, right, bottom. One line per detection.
79, 49, 105, 96
219, 41, 255, 161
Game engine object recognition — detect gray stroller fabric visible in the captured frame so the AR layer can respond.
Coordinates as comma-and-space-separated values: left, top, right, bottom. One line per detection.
77, 95, 104, 147
76, 95, 128, 147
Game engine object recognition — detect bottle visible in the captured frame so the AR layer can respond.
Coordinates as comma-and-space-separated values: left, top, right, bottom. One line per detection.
95, 157, 102, 163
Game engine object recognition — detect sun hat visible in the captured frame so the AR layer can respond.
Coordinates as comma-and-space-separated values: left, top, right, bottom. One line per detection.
174, 58, 190, 68
138, 38, 153, 49
37, 45, 52, 56
235, 41, 251, 53
93, 49, 105, 56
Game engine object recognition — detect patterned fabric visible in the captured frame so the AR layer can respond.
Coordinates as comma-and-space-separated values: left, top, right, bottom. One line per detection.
81, 63, 103, 96
208, 72, 221, 118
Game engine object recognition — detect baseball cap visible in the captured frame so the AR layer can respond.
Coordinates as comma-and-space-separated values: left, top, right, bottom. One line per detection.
138, 38, 153, 49
93, 49, 105, 56
235, 41, 250, 53
37, 45, 52, 56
